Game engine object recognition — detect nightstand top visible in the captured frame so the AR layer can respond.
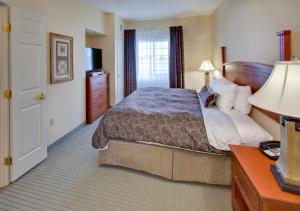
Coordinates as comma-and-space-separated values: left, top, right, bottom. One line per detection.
230, 144, 300, 205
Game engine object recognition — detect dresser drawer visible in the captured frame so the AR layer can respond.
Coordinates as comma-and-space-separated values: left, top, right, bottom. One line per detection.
90, 75, 107, 91
91, 89, 107, 103
232, 156, 260, 211
92, 101, 108, 117
92, 96, 107, 109
90, 95, 108, 110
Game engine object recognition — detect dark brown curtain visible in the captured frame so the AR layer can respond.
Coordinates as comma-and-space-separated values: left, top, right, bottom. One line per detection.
124, 30, 137, 97
169, 26, 185, 88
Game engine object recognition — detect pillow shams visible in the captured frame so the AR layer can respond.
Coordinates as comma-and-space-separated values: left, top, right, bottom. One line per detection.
210, 77, 237, 113
211, 76, 253, 114
234, 86, 252, 115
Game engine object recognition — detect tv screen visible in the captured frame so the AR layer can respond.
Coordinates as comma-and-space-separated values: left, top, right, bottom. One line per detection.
85, 48, 102, 71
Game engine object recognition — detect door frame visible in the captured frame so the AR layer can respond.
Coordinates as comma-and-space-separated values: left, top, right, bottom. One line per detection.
0, 1, 10, 187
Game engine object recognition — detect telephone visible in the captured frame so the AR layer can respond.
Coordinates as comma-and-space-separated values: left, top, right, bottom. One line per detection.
259, 141, 280, 160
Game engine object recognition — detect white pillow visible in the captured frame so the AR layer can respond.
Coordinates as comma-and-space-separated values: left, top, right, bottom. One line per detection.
212, 77, 253, 115
228, 110, 273, 146
210, 77, 237, 113
234, 86, 252, 115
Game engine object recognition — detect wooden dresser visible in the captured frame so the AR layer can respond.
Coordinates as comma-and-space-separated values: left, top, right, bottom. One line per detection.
230, 145, 300, 211
86, 72, 109, 124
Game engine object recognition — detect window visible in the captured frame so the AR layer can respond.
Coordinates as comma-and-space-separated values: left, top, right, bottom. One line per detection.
136, 28, 170, 88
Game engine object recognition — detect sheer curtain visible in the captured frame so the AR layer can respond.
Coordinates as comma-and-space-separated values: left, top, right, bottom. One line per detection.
136, 28, 170, 88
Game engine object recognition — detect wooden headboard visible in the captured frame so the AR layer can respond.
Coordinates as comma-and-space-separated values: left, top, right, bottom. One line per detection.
221, 47, 280, 122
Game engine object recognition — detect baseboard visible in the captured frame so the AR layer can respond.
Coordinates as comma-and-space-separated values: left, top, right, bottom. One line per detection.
48, 122, 86, 152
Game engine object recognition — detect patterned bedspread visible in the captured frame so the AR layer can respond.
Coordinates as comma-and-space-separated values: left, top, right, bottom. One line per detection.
92, 87, 224, 154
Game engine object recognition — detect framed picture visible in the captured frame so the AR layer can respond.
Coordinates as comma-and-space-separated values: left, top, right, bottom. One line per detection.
50, 33, 73, 84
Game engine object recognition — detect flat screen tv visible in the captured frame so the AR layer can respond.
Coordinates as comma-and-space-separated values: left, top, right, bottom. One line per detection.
85, 47, 102, 71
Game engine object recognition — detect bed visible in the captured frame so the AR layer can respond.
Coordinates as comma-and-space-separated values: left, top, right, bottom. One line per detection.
92, 60, 280, 186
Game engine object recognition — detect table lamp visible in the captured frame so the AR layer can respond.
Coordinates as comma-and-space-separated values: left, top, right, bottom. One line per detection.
248, 62, 300, 194
199, 60, 215, 85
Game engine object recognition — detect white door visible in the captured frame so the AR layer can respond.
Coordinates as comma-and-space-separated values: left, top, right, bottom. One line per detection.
116, 38, 124, 103
10, 7, 47, 181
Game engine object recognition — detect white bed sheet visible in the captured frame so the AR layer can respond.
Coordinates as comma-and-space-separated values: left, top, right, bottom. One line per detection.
200, 100, 274, 150
228, 110, 273, 146
200, 100, 242, 151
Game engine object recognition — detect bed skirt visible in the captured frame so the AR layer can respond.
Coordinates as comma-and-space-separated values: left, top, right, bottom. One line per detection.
98, 140, 231, 186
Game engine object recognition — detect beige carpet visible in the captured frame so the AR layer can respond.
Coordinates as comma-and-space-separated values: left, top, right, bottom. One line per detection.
0, 121, 232, 211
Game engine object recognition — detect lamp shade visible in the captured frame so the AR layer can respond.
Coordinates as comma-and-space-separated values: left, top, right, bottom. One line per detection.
199, 60, 215, 72
248, 62, 300, 118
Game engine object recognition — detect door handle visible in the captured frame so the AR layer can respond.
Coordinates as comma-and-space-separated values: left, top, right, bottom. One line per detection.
36, 92, 47, 100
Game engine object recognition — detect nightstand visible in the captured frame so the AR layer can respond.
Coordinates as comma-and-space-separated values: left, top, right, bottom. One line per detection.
230, 145, 300, 211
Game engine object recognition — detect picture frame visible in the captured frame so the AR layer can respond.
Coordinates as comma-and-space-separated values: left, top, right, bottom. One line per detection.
50, 33, 74, 84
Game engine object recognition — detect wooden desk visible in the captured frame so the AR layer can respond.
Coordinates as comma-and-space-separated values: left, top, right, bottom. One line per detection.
230, 145, 300, 211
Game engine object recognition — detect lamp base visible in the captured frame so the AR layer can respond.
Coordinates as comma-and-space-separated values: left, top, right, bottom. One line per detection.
204, 72, 210, 85
271, 164, 300, 194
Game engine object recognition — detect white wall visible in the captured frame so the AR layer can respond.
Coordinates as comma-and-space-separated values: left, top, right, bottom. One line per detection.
86, 14, 124, 106
211, 0, 300, 140
114, 15, 125, 104
125, 16, 213, 89
212, 0, 300, 69
11, 0, 108, 145
100, 14, 117, 106
292, 31, 300, 60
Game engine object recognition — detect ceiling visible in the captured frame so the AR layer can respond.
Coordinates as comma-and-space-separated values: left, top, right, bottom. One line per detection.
89, 0, 223, 21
